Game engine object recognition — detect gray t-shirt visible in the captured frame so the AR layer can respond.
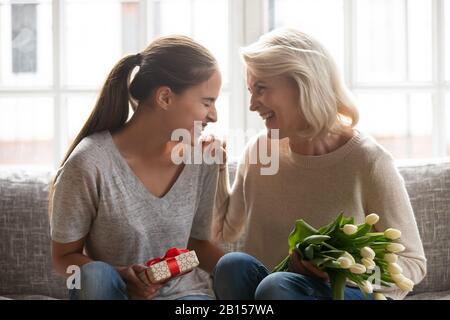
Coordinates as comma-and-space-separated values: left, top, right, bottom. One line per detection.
50, 131, 219, 300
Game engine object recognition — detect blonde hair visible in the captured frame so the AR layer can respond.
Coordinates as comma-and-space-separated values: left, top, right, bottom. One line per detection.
241, 28, 359, 140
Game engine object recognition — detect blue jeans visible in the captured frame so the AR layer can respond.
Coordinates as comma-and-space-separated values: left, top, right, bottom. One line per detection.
213, 252, 373, 300
68, 261, 213, 300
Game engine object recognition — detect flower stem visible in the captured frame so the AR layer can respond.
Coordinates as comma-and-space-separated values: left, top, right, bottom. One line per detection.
329, 270, 347, 300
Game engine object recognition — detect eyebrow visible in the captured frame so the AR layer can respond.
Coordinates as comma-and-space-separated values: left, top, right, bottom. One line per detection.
247, 81, 266, 91
202, 97, 216, 102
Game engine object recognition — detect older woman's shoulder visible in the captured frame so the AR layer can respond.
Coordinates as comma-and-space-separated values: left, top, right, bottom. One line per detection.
354, 130, 395, 165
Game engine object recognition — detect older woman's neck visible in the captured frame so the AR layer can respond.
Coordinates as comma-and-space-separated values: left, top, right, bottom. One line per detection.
288, 130, 354, 156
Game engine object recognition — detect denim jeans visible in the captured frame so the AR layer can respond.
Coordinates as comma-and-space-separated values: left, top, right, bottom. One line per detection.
213, 252, 373, 300
68, 261, 213, 300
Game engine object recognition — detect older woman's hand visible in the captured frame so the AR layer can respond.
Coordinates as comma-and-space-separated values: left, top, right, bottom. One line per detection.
200, 134, 227, 171
288, 250, 329, 282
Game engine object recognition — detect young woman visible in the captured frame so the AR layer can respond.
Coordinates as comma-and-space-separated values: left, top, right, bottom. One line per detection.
49, 35, 225, 300
212, 28, 426, 300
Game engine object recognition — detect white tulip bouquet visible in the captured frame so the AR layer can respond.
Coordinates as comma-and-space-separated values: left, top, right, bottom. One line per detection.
273, 213, 414, 300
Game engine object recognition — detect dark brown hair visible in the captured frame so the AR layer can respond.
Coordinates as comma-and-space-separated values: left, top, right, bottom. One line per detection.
48, 35, 217, 216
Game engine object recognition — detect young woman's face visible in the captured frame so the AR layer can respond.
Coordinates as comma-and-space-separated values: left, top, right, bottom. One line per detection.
246, 70, 305, 139
168, 70, 222, 142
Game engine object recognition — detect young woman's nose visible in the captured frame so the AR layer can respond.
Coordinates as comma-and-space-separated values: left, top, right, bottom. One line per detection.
206, 105, 217, 123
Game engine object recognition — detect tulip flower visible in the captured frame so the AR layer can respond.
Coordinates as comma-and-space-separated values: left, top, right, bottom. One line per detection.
343, 224, 358, 235
387, 243, 405, 253
337, 257, 352, 269
342, 251, 356, 264
365, 213, 380, 225
384, 253, 398, 263
361, 280, 373, 294
384, 228, 402, 240
361, 246, 376, 259
350, 263, 367, 274
274, 212, 407, 300
391, 274, 414, 292
387, 263, 403, 275
373, 293, 387, 300
362, 258, 376, 270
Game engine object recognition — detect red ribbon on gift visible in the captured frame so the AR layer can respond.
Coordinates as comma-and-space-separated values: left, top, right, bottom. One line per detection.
145, 248, 189, 282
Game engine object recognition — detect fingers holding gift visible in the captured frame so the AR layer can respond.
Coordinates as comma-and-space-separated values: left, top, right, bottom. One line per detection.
123, 264, 162, 299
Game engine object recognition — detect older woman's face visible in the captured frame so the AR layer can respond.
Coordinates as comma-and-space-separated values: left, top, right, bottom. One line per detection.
246, 70, 305, 139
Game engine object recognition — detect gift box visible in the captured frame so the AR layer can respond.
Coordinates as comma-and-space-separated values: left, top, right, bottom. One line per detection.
139, 248, 199, 284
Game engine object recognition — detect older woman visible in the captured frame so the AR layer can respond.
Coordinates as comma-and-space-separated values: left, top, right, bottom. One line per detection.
212, 28, 426, 300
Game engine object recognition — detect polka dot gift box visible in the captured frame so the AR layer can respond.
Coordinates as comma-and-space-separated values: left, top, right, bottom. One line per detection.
139, 248, 199, 284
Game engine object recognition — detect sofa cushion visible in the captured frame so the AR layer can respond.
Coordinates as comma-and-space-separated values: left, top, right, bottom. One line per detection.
404, 290, 450, 300
398, 161, 450, 295
0, 168, 68, 299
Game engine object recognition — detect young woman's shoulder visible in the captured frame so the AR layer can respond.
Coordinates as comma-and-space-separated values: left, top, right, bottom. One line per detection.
61, 131, 112, 174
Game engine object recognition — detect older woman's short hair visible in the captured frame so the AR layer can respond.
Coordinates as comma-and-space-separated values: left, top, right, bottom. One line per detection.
241, 28, 359, 140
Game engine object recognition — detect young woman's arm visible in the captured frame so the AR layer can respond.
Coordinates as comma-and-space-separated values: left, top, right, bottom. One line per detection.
52, 238, 92, 276
50, 155, 161, 299
52, 238, 161, 299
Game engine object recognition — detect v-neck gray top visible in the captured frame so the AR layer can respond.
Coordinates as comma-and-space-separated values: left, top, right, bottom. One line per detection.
50, 131, 219, 299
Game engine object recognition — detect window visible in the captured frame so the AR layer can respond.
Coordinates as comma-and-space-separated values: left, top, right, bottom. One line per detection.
148, 0, 231, 144
271, 0, 449, 159
1, 0, 449, 168
0, 0, 237, 167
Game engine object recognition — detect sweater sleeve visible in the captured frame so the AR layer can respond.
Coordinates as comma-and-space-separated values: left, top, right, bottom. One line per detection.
366, 153, 427, 299
212, 143, 251, 243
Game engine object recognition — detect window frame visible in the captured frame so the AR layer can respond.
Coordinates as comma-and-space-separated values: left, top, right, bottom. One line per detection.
0, 0, 448, 168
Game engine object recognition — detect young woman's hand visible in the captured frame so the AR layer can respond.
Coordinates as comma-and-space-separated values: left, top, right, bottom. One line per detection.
288, 250, 329, 282
200, 134, 227, 171
117, 264, 162, 299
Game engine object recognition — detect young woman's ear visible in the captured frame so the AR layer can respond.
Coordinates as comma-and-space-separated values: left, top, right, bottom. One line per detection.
155, 86, 172, 110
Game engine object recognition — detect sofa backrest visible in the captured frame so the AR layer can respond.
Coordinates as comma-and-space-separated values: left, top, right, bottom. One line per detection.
397, 161, 450, 294
0, 169, 67, 299
1, 160, 449, 297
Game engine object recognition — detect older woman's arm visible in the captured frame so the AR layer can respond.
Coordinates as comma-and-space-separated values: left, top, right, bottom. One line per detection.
212, 135, 260, 243
212, 158, 248, 243
366, 153, 427, 299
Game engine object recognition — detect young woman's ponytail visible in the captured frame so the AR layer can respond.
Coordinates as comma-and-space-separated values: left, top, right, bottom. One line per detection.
61, 53, 140, 166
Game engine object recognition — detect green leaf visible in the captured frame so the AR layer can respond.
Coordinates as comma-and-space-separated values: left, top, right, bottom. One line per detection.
302, 234, 331, 245
323, 260, 343, 269
311, 256, 333, 268
340, 216, 355, 228
305, 244, 315, 260
318, 212, 343, 235
348, 223, 371, 239
288, 219, 319, 252
272, 255, 290, 273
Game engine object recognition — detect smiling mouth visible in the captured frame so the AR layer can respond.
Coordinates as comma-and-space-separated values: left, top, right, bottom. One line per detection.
260, 111, 275, 120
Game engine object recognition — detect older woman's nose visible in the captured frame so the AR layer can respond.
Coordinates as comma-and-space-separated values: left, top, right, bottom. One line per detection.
249, 94, 259, 112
